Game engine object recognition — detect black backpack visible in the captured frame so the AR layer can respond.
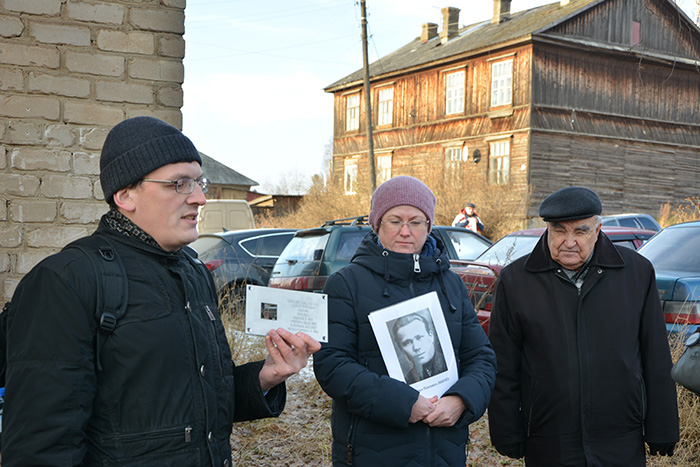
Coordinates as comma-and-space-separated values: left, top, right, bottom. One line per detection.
64, 236, 129, 372
0, 235, 129, 383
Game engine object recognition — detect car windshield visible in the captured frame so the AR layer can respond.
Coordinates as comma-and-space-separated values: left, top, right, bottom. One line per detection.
475, 234, 541, 266
638, 226, 700, 273
279, 233, 329, 263
442, 229, 491, 260
190, 236, 227, 259
335, 231, 367, 262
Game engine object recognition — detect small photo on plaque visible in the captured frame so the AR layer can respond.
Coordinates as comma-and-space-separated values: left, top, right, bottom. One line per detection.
260, 302, 278, 320
245, 285, 328, 343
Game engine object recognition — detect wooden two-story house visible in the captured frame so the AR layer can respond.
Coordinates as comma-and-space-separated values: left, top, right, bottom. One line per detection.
325, 0, 700, 225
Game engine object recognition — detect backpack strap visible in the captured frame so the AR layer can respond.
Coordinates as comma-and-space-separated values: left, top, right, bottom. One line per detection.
65, 236, 128, 371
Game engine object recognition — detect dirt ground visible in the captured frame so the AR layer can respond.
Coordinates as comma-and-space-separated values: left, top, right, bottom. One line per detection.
230, 367, 696, 467
230, 369, 523, 467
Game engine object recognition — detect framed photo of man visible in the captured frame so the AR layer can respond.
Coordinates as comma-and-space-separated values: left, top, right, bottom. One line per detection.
368, 292, 458, 398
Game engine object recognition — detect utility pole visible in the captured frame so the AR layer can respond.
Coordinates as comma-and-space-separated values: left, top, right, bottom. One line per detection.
360, 0, 376, 191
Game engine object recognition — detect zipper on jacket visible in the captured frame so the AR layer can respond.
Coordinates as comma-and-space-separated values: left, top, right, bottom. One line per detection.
185, 426, 192, 443
413, 253, 421, 273
185, 301, 192, 313
638, 376, 647, 436
346, 414, 359, 465
204, 305, 216, 321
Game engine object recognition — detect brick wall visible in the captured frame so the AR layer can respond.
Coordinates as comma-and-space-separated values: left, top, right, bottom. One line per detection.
0, 0, 187, 303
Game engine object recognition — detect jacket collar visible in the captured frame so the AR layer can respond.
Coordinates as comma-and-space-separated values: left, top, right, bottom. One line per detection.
524, 230, 626, 273
97, 209, 183, 259
353, 231, 450, 280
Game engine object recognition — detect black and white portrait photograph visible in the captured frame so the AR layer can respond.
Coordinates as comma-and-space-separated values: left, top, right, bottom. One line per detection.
388, 309, 447, 384
368, 291, 458, 398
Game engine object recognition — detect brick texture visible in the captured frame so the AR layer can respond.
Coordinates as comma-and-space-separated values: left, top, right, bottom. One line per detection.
97, 30, 154, 54
10, 199, 58, 223
30, 22, 91, 46
0, 15, 24, 37
0, 0, 187, 302
66, 2, 124, 25
4, 0, 62, 16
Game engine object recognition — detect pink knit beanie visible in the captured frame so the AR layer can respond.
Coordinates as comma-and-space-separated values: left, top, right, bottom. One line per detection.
369, 176, 436, 232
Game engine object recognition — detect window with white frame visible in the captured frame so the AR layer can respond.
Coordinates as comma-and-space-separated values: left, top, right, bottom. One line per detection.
489, 140, 510, 184
491, 59, 513, 107
344, 157, 358, 194
376, 153, 392, 184
346, 94, 360, 131
445, 70, 465, 115
445, 146, 463, 179
377, 87, 393, 126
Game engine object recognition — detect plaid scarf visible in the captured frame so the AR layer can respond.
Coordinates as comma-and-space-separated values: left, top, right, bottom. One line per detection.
104, 207, 161, 249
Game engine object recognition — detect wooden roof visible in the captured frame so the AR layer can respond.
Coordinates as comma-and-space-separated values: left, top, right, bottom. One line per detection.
325, 0, 700, 92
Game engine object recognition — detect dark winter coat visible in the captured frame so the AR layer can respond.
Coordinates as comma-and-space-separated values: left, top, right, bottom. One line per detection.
3, 216, 284, 466
313, 231, 497, 467
488, 231, 679, 467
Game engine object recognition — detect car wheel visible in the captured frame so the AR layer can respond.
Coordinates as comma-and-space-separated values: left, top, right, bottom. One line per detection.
219, 284, 247, 316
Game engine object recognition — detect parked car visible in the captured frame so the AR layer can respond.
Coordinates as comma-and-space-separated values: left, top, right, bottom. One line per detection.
452, 226, 657, 333
268, 215, 492, 293
189, 228, 297, 311
637, 220, 700, 335
601, 213, 662, 231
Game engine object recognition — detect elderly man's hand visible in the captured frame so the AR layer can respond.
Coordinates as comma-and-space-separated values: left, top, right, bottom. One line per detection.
259, 328, 321, 392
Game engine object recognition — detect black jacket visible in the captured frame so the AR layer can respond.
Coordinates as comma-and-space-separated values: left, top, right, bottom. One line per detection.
488, 231, 679, 467
314, 232, 496, 466
3, 216, 284, 466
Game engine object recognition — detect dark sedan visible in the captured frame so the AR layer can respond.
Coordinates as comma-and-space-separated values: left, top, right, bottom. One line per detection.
190, 228, 297, 312
638, 220, 700, 335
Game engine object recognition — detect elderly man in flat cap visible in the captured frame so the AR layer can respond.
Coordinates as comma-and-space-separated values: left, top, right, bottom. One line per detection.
487, 186, 679, 466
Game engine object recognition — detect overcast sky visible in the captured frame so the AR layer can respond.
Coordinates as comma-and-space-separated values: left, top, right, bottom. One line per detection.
181, 0, 698, 193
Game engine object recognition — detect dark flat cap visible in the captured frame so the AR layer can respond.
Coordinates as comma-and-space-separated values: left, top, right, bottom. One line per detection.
539, 186, 602, 222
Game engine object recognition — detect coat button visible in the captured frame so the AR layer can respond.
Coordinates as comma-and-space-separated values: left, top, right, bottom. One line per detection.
200, 364, 206, 376
207, 431, 213, 443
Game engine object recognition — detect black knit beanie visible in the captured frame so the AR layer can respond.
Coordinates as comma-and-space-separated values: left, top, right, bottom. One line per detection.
100, 116, 202, 202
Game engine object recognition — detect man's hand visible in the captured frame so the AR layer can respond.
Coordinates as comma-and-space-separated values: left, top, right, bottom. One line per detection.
259, 328, 321, 392
495, 442, 525, 459
423, 395, 466, 427
409, 395, 438, 423
647, 443, 675, 456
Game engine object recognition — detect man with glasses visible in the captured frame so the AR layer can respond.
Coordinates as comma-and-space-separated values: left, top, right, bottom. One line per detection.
3, 116, 320, 465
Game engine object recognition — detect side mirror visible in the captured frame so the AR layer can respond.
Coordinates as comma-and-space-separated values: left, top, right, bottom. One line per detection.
313, 249, 323, 261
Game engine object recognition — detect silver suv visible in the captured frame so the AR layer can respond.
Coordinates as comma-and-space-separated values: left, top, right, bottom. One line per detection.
601, 213, 661, 231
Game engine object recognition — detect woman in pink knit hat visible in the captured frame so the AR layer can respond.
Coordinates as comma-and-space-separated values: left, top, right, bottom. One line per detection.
314, 175, 497, 466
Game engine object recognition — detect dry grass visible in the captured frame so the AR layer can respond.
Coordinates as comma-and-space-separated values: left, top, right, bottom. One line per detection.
648, 333, 700, 467
255, 171, 531, 242
657, 197, 700, 228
